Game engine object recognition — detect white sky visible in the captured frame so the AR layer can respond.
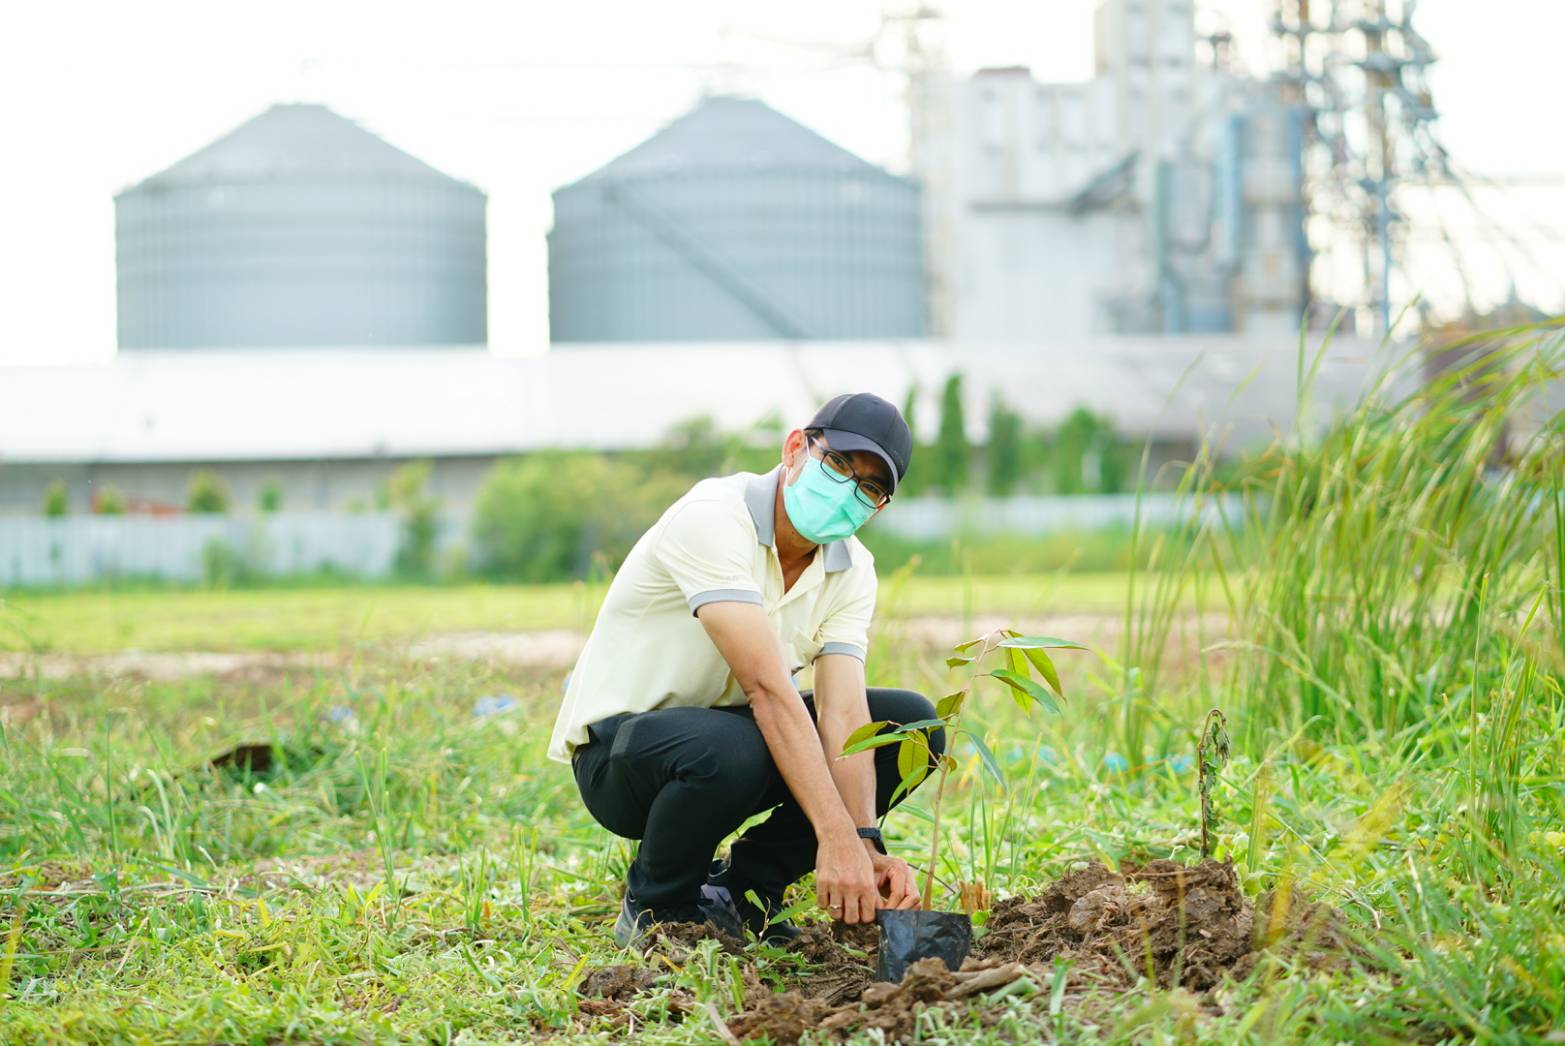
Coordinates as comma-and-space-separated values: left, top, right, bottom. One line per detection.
2, 0, 1561, 366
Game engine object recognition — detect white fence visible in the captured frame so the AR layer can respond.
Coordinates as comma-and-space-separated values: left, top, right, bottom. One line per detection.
0, 513, 409, 587
0, 495, 1222, 586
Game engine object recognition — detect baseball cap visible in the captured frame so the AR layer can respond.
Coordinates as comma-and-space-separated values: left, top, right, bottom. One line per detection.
806, 393, 913, 494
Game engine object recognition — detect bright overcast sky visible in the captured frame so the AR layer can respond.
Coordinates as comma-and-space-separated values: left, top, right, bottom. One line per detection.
2, 1, 1561, 366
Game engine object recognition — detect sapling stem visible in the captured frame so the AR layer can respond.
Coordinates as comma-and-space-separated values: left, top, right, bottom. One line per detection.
921, 630, 1000, 911
1198, 708, 1230, 859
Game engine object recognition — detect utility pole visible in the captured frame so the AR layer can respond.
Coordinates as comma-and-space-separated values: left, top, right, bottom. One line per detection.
1271, 0, 1438, 337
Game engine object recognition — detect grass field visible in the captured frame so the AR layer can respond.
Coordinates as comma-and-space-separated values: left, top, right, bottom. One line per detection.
0, 573, 1140, 656
2, 339, 1563, 1043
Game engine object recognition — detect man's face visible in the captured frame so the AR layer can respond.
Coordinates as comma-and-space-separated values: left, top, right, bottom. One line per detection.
785, 429, 893, 514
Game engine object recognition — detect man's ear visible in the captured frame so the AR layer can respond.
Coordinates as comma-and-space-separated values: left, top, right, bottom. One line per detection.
782, 428, 807, 468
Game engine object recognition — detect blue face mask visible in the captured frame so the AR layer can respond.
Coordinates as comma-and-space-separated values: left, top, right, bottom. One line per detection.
783, 455, 877, 544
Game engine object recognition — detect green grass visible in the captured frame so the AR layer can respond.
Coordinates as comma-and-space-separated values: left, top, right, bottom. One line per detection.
2, 329, 1563, 1042
0, 574, 1143, 656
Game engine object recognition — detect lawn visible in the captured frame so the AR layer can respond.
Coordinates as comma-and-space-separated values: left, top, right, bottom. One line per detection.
1, 344, 1563, 1043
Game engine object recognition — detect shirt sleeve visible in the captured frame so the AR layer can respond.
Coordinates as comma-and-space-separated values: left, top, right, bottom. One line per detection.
814, 568, 876, 662
655, 498, 764, 616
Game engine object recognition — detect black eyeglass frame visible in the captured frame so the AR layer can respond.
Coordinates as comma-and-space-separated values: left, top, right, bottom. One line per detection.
805, 431, 893, 511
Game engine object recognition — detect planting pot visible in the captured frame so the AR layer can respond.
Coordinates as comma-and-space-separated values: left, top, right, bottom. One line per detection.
874, 908, 972, 983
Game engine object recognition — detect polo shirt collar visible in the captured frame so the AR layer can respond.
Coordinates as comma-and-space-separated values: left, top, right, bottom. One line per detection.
745, 466, 853, 573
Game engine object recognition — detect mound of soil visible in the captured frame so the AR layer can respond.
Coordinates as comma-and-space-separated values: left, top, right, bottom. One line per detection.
977, 859, 1348, 991
721, 859, 1351, 1043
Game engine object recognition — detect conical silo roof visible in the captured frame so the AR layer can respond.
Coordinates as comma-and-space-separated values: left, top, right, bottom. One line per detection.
576, 95, 894, 183
129, 103, 470, 189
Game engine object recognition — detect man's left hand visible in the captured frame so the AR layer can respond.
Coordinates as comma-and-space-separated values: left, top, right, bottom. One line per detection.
870, 852, 921, 910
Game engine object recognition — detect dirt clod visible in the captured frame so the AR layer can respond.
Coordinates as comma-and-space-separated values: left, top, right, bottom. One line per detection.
653, 918, 747, 956
581, 964, 661, 1000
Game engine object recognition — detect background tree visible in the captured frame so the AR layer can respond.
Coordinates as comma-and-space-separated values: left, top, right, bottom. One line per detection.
986, 396, 1023, 496
934, 373, 970, 495
1053, 408, 1100, 495
42, 480, 68, 517
258, 479, 283, 514
186, 470, 230, 514
385, 460, 441, 579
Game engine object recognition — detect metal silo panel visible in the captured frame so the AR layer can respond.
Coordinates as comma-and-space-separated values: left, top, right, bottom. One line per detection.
117, 105, 487, 350
548, 97, 925, 344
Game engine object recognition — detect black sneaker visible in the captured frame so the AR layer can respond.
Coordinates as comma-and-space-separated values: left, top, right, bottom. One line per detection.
708, 856, 801, 944
612, 886, 744, 949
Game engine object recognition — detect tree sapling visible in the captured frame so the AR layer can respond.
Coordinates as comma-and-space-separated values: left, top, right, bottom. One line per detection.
840, 627, 1084, 980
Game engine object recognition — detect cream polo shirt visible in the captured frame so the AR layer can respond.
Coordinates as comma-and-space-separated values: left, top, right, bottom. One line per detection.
546, 466, 877, 763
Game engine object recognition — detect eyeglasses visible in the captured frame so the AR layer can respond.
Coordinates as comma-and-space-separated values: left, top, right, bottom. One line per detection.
807, 433, 892, 510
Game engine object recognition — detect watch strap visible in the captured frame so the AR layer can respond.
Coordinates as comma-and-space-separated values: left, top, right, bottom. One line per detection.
856, 826, 887, 854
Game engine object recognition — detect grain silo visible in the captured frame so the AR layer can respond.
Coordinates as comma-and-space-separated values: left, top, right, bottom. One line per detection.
116, 104, 486, 350
548, 96, 924, 343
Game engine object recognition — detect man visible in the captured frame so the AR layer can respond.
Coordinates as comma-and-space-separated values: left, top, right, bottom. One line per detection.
547, 392, 946, 946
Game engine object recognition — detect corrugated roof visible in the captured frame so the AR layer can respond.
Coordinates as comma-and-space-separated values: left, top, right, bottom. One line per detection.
126, 104, 471, 190
574, 96, 894, 183
0, 338, 1392, 467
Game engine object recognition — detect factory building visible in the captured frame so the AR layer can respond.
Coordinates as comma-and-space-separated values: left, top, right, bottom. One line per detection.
548, 96, 925, 343
919, 0, 1308, 341
115, 103, 487, 350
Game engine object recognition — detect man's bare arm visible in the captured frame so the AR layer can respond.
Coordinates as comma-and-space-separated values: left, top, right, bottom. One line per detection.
812, 654, 877, 836
694, 601, 880, 924
814, 653, 922, 909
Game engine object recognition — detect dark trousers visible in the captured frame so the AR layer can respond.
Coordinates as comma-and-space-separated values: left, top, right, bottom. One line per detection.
571, 688, 945, 908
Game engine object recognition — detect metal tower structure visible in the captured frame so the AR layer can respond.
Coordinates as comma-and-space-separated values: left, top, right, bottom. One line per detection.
1271, 0, 1439, 335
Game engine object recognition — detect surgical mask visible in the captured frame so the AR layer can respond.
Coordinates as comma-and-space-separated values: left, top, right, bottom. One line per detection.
783, 454, 877, 544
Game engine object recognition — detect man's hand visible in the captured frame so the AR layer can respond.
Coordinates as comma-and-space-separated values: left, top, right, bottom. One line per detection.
870, 852, 922, 910
816, 832, 880, 924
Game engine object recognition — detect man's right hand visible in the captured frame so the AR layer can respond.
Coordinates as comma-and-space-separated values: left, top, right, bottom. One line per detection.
815, 830, 880, 924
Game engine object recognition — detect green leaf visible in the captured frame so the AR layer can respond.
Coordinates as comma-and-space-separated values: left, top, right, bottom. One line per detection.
841, 732, 908, 757
891, 737, 929, 807
894, 718, 947, 734
989, 668, 1060, 715
962, 730, 1007, 791
1023, 647, 1064, 699
842, 720, 890, 754
896, 736, 928, 782
953, 637, 983, 653
998, 636, 1087, 651
935, 691, 966, 720
768, 896, 818, 926
945, 655, 975, 668
1006, 646, 1029, 680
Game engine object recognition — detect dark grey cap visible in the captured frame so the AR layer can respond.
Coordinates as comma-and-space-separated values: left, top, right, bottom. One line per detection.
806, 393, 913, 493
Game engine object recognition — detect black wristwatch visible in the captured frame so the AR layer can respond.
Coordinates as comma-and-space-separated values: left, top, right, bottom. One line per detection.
856, 826, 887, 855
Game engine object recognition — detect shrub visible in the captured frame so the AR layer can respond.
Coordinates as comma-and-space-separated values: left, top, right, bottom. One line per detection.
258, 479, 283, 514
42, 480, 68, 517
472, 453, 688, 582
187, 470, 230, 514
384, 460, 441, 579
94, 485, 126, 516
